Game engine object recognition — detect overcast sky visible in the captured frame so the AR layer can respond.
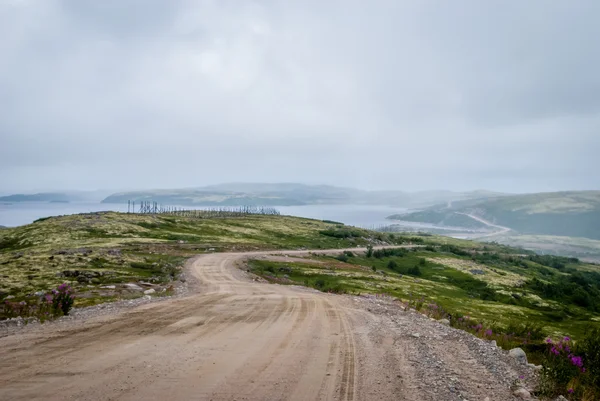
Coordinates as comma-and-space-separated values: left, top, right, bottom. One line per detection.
1, 0, 599, 194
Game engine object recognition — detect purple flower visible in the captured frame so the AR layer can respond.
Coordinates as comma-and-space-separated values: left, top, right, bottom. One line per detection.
568, 388, 574, 394
570, 356, 583, 368
545, 337, 553, 344
519, 375, 524, 380
563, 336, 571, 342
485, 329, 493, 337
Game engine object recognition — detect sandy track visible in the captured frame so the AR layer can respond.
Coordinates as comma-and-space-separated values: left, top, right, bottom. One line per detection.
456, 213, 512, 238
0, 249, 529, 400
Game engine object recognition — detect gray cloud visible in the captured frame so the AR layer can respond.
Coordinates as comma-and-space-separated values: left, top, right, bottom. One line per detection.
1, 0, 598, 193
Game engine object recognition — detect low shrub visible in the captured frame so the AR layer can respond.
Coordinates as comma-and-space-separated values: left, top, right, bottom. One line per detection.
336, 253, 349, 262
51, 283, 75, 316
538, 329, 600, 399
313, 278, 345, 294
320, 228, 363, 239
1, 283, 75, 321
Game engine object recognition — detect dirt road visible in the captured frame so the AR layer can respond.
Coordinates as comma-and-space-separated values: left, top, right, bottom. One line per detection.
457, 213, 512, 238
0, 249, 532, 400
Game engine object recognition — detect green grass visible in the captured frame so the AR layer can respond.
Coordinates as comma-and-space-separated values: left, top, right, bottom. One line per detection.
0, 211, 396, 306
395, 191, 600, 240
247, 247, 600, 340
388, 210, 489, 229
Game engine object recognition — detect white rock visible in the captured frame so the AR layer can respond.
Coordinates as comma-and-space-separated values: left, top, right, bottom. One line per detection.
124, 283, 143, 291
100, 285, 116, 289
490, 340, 497, 347
509, 347, 528, 365
5, 295, 15, 300
143, 288, 156, 295
484, 397, 490, 401
438, 319, 450, 325
143, 295, 152, 300
411, 333, 421, 338
513, 388, 531, 399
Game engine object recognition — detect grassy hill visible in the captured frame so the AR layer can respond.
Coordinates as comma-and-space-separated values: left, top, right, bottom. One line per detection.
247, 239, 600, 340
0, 211, 390, 303
390, 191, 600, 240
1, 210, 599, 340
388, 210, 490, 230
101, 183, 505, 208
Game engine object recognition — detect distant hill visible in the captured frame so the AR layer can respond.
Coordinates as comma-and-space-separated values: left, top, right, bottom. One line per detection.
0, 190, 115, 203
0, 193, 71, 203
101, 183, 506, 208
389, 191, 600, 240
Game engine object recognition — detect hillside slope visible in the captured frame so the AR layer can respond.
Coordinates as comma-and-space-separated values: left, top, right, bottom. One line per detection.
0, 211, 387, 300
390, 191, 600, 240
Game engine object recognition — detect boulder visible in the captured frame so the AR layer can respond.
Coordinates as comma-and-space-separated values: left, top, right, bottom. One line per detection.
513, 388, 531, 399
124, 283, 143, 291
509, 347, 528, 365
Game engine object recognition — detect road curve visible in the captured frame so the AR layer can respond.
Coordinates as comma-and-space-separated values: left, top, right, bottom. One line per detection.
0, 248, 529, 401
456, 213, 512, 238
0, 248, 406, 401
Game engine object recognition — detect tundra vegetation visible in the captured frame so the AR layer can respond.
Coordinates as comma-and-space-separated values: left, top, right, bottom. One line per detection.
1, 211, 599, 398
247, 241, 600, 399
0, 211, 391, 310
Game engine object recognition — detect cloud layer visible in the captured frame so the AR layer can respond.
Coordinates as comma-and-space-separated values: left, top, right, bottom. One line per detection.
1, 0, 599, 192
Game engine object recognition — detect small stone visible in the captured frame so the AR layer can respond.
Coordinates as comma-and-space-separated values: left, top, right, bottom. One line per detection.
100, 285, 116, 289
438, 319, 450, 325
143, 295, 152, 300
411, 333, 421, 338
513, 388, 531, 399
490, 340, 497, 347
484, 397, 490, 401
143, 288, 156, 295
124, 283, 143, 291
509, 347, 528, 365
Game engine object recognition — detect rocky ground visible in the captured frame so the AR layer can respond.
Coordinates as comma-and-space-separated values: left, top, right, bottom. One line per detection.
350, 294, 542, 400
